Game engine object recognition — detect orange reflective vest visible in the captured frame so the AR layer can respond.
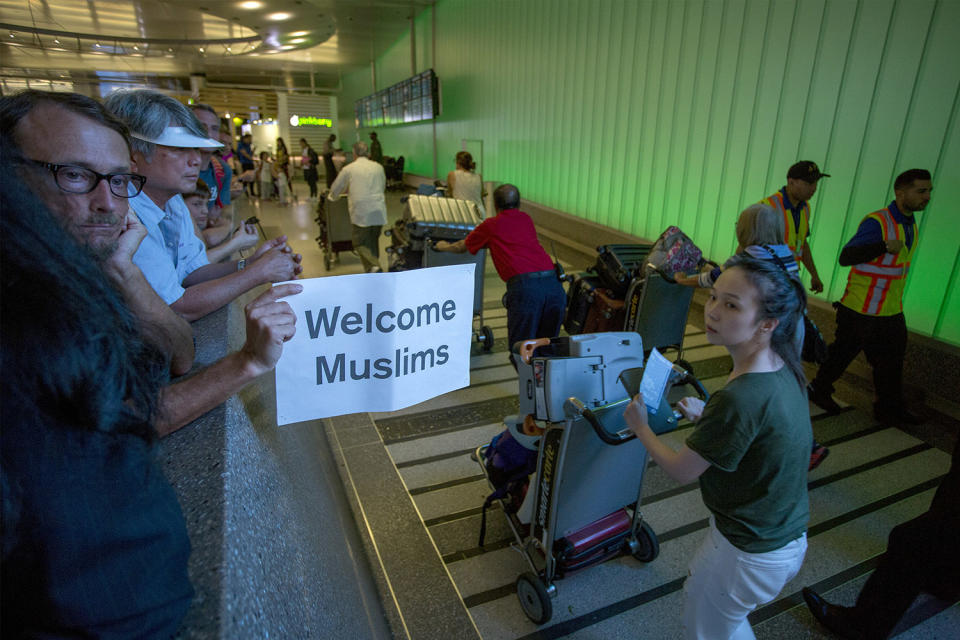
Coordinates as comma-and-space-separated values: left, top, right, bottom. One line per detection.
761, 190, 809, 260
840, 207, 918, 316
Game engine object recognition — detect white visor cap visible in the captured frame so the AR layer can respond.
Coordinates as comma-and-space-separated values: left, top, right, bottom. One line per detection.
130, 126, 223, 149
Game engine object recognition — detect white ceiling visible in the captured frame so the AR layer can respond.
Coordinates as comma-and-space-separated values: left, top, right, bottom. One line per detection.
0, 0, 434, 92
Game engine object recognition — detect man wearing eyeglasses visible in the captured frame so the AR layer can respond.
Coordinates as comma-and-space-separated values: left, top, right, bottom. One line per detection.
104, 89, 303, 322
2, 89, 304, 436
0, 90, 195, 376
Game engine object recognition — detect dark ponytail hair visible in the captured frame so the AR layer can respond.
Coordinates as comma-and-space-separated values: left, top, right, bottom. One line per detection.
724, 254, 807, 388
455, 151, 475, 171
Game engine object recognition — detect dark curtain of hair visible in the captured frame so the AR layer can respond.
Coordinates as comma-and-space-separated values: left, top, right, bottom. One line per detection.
0, 141, 167, 441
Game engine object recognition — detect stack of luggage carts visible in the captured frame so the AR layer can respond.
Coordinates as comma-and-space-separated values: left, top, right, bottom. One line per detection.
564, 227, 714, 373
384, 194, 494, 352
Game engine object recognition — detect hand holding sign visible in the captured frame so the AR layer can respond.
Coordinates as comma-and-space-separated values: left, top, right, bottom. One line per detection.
240, 283, 303, 376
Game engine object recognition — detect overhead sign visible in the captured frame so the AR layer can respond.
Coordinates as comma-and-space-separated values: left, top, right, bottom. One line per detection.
274, 265, 475, 424
289, 114, 333, 127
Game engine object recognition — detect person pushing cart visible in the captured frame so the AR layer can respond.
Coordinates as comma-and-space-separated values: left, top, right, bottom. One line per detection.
435, 183, 564, 365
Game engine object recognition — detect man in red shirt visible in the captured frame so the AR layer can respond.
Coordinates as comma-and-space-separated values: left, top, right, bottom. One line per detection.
435, 183, 565, 362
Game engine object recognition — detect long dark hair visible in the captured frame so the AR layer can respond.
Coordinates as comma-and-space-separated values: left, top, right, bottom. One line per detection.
0, 142, 167, 441
724, 254, 807, 388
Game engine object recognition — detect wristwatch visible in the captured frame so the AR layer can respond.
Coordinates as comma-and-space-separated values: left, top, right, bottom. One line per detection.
237, 258, 246, 271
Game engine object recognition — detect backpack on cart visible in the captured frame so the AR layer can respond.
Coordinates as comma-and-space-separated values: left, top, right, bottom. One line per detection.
593, 244, 653, 298
478, 425, 539, 546
647, 226, 703, 281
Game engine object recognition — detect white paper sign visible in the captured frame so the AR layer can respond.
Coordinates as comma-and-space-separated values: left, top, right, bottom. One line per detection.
274, 264, 475, 424
639, 347, 673, 414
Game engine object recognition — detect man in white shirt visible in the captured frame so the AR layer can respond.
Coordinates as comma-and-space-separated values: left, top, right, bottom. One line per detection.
328, 141, 387, 272
104, 89, 302, 321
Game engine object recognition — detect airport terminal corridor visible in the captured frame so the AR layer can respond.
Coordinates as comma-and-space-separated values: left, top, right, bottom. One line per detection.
237, 182, 959, 640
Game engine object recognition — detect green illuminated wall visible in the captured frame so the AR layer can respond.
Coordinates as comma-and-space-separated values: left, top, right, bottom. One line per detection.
339, 0, 960, 344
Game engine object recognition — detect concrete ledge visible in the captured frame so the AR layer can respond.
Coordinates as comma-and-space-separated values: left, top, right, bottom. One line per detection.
160, 293, 391, 639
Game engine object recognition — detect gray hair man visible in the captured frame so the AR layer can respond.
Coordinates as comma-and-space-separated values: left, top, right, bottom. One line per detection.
328, 140, 387, 272
105, 89, 302, 321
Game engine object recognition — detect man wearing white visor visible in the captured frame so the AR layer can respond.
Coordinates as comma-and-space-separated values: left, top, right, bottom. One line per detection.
105, 90, 302, 321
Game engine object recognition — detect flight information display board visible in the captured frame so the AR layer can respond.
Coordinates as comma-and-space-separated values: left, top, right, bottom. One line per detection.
355, 69, 439, 128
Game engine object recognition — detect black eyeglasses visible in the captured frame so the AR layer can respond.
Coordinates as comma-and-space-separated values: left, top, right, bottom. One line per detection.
24, 159, 146, 198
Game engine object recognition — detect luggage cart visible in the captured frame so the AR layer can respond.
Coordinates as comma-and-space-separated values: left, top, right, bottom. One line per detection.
623, 264, 698, 372
475, 332, 708, 624
385, 195, 494, 352
314, 192, 354, 271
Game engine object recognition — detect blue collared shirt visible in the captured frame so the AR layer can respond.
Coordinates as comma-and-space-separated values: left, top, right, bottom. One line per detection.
131, 190, 210, 304
779, 187, 809, 240
845, 201, 916, 250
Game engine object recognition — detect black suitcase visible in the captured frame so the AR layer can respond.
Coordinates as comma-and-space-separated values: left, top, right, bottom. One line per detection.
594, 244, 654, 298
564, 273, 601, 335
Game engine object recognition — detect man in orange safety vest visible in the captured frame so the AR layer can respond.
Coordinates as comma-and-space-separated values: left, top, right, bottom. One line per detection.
808, 169, 932, 426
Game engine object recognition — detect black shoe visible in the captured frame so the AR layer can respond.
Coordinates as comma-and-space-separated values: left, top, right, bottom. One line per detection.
808, 383, 842, 413
802, 587, 861, 639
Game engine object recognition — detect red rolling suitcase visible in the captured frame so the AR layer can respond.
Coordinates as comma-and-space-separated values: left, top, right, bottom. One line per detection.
553, 509, 633, 576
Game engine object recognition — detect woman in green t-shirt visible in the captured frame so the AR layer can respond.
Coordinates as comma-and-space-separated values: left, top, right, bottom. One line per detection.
624, 255, 812, 640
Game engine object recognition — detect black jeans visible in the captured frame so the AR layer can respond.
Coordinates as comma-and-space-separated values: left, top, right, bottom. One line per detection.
848, 441, 959, 638
812, 304, 907, 412
304, 168, 319, 197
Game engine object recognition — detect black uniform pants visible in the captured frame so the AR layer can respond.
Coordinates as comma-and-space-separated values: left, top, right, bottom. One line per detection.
849, 441, 960, 638
812, 304, 907, 412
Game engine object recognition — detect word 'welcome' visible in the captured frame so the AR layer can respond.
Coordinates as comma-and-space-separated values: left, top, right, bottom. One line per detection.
305, 300, 457, 338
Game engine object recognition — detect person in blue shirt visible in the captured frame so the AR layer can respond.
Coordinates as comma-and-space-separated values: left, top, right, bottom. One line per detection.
191, 103, 234, 246
237, 133, 256, 196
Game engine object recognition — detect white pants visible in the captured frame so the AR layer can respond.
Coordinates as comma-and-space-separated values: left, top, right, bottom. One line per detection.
682, 518, 807, 640
277, 175, 290, 202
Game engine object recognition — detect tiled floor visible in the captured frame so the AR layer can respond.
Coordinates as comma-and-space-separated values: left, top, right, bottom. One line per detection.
240, 181, 959, 640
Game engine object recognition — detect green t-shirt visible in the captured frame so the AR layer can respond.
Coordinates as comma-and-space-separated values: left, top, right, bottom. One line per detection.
686, 366, 811, 553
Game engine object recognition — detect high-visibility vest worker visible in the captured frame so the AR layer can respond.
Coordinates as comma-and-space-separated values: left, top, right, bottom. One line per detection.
840, 206, 918, 316
808, 168, 932, 428
760, 160, 831, 293
762, 189, 809, 259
